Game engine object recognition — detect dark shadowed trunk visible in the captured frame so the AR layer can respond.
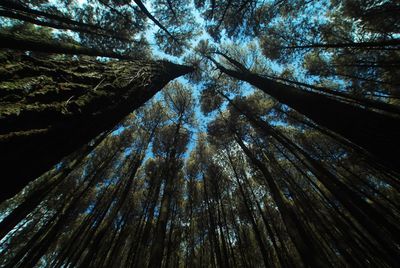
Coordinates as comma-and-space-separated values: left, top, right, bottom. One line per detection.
211, 55, 400, 173
0, 32, 135, 59
0, 129, 109, 241
0, 54, 193, 202
0, 10, 130, 42
234, 134, 329, 268
281, 39, 400, 50
0, 0, 108, 33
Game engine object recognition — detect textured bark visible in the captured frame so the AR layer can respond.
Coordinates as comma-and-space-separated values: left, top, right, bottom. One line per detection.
0, 54, 193, 202
0, 32, 135, 59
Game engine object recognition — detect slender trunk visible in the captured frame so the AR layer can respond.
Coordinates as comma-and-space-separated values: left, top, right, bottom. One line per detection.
148, 120, 183, 268
0, 9, 130, 42
147, 174, 174, 268
282, 39, 400, 49
164, 203, 177, 268
0, 32, 133, 59
225, 150, 270, 267
234, 134, 329, 268
203, 175, 223, 268
166, 0, 178, 21
0, 0, 109, 33
132, 0, 178, 43
0, 130, 108, 240
227, 197, 249, 268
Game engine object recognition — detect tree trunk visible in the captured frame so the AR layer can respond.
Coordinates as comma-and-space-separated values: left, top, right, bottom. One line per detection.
0, 32, 134, 60
148, 121, 183, 268
0, 129, 108, 241
0, 54, 193, 202
267, 74, 400, 115
225, 150, 270, 267
212, 56, 400, 173
132, 0, 178, 42
234, 134, 329, 268
0, 0, 107, 32
282, 39, 400, 50
0, 9, 130, 42
147, 171, 174, 268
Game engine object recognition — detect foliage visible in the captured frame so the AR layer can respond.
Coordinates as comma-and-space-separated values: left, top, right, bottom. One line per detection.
1, 0, 400, 267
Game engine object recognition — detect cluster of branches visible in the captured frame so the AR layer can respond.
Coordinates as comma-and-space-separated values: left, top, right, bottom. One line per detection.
0, 0, 198, 57
0, 0, 399, 267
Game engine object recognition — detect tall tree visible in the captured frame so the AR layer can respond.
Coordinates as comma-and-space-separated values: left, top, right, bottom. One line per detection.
205, 51, 400, 174
0, 50, 193, 202
148, 82, 194, 267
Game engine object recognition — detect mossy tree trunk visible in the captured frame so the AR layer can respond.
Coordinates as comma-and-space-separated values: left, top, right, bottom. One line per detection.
0, 54, 193, 202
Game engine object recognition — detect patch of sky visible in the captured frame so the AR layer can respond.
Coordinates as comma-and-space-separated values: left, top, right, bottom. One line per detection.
55, 161, 63, 170
85, 202, 96, 214
112, 126, 126, 136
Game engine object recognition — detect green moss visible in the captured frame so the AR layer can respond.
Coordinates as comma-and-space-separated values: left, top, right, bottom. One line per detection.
0, 63, 26, 79
0, 80, 31, 98
0, 76, 54, 101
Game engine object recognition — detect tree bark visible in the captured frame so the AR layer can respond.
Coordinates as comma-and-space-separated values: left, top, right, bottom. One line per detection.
0, 54, 193, 202
0, 32, 135, 60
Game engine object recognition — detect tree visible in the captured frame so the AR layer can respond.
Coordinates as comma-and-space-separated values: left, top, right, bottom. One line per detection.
148, 82, 194, 267
205, 51, 400, 174
1, 0, 400, 266
0, 0, 133, 42
0, 47, 193, 202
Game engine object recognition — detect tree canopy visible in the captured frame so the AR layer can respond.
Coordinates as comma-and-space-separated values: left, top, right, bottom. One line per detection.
0, 0, 399, 267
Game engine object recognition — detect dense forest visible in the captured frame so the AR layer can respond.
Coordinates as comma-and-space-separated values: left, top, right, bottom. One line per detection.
0, 0, 399, 267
